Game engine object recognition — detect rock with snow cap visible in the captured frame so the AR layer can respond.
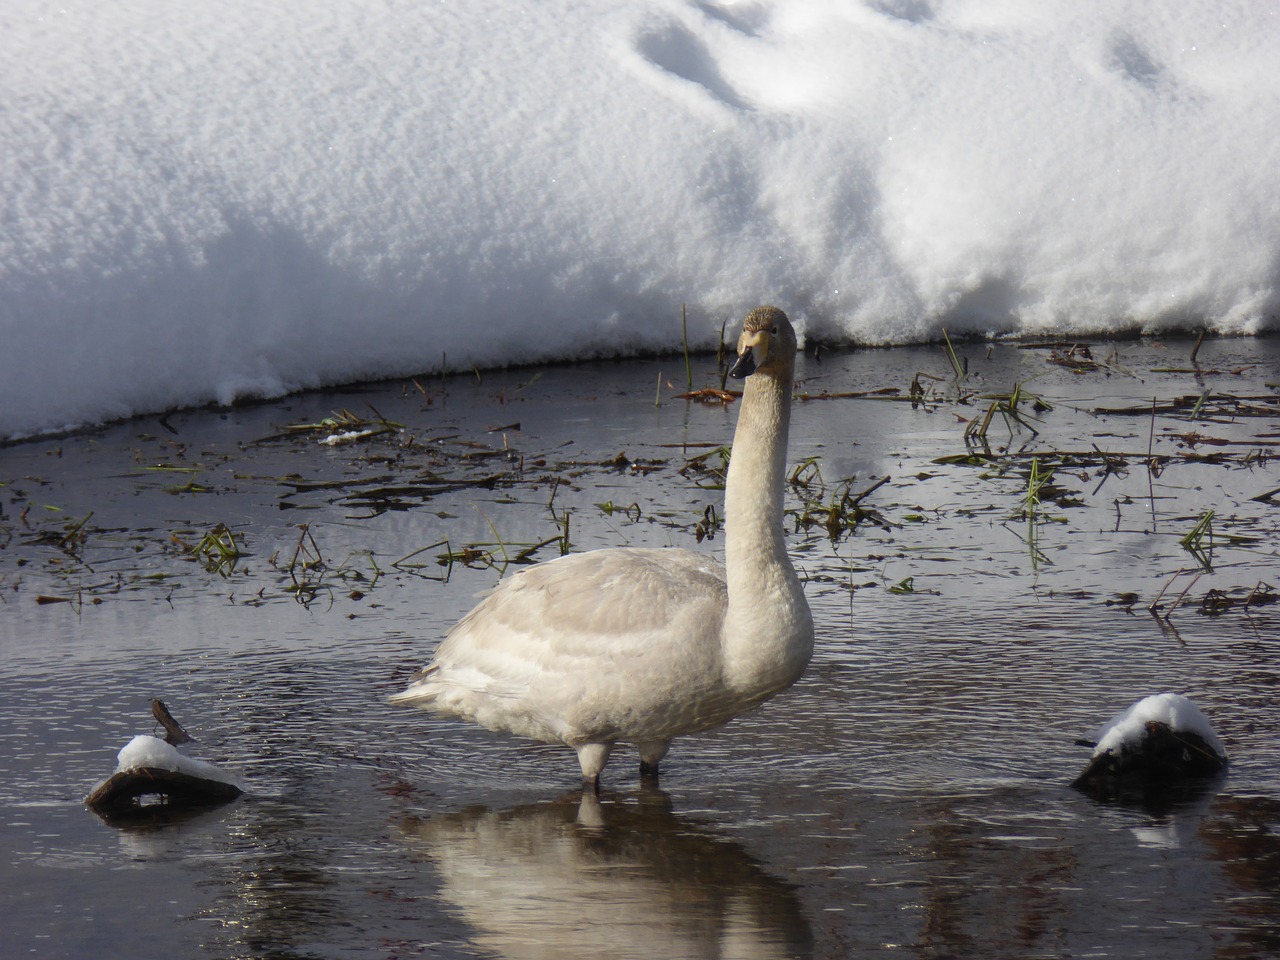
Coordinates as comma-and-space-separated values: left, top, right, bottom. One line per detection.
1072, 693, 1227, 798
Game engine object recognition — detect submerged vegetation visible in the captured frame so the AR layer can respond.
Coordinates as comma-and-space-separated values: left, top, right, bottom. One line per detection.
0, 333, 1275, 625
1179, 509, 1216, 571
173, 523, 243, 575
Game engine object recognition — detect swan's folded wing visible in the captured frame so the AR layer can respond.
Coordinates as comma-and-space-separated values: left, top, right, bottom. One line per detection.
398, 548, 726, 707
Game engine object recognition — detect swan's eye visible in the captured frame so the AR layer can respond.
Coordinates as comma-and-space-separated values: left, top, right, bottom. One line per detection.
768, 325, 778, 334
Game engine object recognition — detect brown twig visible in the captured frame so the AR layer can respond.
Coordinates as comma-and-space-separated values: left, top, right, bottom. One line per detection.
848, 475, 891, 506
1167, 573, 1203, 617
1148, 570, 1183, 615
151, 699, 194, 746
1190, 327, 1207, 364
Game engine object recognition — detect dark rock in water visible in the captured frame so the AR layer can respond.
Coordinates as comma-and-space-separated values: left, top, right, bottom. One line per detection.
1071, 694, 1227, 803
1073, 721, 1227, 792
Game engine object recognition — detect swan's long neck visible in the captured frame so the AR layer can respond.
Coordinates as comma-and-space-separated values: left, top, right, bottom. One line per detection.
725, 373, 791, 571
722, 369, 811, 691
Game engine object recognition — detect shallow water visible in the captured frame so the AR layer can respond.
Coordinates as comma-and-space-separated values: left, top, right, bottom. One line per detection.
2, 336, 1279, 959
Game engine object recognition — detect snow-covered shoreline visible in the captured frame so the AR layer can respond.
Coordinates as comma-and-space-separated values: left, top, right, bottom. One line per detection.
4, 1, 1278, 439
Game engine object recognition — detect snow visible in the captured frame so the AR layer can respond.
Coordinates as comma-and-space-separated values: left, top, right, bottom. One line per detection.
3, 1, 1279, 439
318, 428, 384, 446
115, 734, 245, 789
1091, 693, 1227, 761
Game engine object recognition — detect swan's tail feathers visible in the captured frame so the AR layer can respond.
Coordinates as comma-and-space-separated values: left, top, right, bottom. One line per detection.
389, 665, 441, 706
389, 686, 432, 706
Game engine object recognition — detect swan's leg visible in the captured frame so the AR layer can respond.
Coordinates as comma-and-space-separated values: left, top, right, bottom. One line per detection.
575, 742, 613, 793
637, 740, 670, 779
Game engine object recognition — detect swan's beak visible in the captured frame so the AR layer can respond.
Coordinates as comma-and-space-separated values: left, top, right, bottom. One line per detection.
729, 330, 769, 379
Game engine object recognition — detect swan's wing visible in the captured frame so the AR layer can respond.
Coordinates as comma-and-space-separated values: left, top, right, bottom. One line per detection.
394, 548, 727, 735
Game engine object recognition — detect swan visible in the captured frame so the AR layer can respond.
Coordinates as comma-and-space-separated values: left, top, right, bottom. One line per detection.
391, 306, 814, 789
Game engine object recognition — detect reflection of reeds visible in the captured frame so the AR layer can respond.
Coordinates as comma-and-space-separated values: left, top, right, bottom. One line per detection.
410, 505, 575, 580
964, 382, 1050, 447
1148, 569, 1201, 619
391, 539, 458, 581
681, 303, 692, 388
1021, 458, 1054, 570
1200, 581, 1279, 615
787, 455, 823, 488
681, 444, 731, 490
23, 509, 95, 555
789, 467, 890, 544
145, 465, 213, 493
942, 328, 967, 379
1023, 457, 1051, 521
596, 500, 642, 522
908, 370, 947, 407
1151, 574, 1278, 620
173, 522, 242, 575
282, 407, 402, 442
1179, 509, 1215, 570
693, 505, 718, 543
1095, 393, 1280, 420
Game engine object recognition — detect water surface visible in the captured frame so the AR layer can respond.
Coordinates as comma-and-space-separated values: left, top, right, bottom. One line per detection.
3, 336, 1279, 958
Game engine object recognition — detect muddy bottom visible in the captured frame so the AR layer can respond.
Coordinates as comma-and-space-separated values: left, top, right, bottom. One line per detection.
2, 334, 1279, 959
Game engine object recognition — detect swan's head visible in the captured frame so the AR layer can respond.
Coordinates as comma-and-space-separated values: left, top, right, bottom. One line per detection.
729, 306, 796, 381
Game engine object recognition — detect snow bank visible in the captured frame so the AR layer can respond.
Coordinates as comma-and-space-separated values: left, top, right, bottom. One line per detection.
3, 1, 1279, 438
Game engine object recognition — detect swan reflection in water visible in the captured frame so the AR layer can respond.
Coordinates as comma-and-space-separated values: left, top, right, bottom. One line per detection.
399, 789, 813, 960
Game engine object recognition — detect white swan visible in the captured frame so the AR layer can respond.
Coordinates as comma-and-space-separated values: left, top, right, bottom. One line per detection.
392, 306, 814, 789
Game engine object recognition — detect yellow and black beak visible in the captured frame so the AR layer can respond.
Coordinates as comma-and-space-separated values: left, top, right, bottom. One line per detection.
729, 328, 770, 379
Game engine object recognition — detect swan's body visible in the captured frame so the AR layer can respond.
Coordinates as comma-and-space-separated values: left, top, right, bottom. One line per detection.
392, 306, 813, 788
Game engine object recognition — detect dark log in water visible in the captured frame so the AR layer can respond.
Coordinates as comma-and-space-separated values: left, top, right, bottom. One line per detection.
85, 703, 243, 818
85, 766, 244, 813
